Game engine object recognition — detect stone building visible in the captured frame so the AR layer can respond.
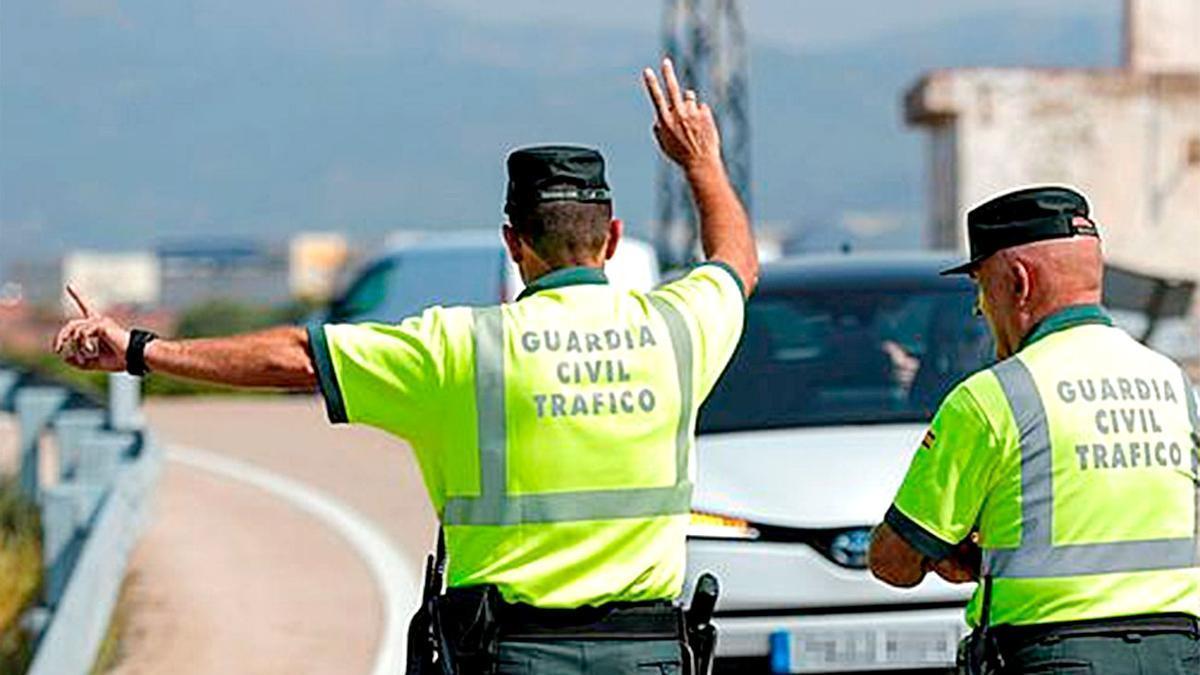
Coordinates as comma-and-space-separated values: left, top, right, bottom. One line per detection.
905, 0, 1199, 286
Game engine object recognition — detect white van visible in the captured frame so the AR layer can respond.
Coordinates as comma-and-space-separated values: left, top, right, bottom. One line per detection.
325, 231, 659, 324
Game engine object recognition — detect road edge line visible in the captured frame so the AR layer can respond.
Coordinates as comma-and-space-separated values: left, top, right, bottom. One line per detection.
168, 445, 415, 675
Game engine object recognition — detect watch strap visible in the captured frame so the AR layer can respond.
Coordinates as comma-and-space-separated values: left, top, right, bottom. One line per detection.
126, 329, 159, 376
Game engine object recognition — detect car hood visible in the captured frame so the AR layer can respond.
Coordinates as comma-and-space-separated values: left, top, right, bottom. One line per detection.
694, 423, 926, 529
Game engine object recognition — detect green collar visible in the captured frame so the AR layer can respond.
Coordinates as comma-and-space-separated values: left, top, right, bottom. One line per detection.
1020, 303, 1113, 350
517, 266, 608, 301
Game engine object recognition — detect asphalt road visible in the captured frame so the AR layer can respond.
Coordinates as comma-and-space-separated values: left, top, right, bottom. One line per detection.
113, 396, 438, 675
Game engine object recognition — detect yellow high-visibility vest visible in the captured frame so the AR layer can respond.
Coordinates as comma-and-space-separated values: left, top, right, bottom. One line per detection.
889, 305, 1199, 626
309, 263, 745, 607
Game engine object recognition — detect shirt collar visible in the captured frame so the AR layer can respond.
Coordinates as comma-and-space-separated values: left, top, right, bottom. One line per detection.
1020, 303, 1113, 350
516, 266, 608, 301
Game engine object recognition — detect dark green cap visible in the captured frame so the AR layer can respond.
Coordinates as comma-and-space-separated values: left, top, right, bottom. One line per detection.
941, 186, 1099, 275
504, 145, 611, 216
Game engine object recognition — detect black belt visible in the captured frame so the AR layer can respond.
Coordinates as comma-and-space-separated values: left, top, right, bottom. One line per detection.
444, 588, 683, 641
992, 613, 1200, 651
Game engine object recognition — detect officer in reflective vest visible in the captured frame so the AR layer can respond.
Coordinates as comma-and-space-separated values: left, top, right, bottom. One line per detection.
53, 57, 759, 674
868, 186, 1200, 673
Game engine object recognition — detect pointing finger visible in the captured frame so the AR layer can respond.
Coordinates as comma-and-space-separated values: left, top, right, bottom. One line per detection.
66, 284, 94, 318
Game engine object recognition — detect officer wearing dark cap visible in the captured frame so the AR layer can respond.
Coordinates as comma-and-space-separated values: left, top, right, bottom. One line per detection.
54, 59, 758, 675
869, 186, 1200, 673
939, 186, 1098, 276
504, 145, 614, 213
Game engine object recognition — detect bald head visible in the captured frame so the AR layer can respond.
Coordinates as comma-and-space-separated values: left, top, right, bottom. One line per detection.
975, 225, 1103, 358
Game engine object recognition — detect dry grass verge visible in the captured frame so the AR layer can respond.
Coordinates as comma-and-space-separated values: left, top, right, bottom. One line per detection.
0, 477, 41, 675
89, 572, 136, 675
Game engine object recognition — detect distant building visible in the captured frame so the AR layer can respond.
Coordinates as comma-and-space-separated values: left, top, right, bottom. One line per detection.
62, 251, 161, 310
905, 0, 1200, 287
156, 239, 289, 309
289, 232, 349, 302
4, 258, 61, 307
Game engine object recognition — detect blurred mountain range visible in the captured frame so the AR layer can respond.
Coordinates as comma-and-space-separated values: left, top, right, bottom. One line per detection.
0, 2, 1119, 263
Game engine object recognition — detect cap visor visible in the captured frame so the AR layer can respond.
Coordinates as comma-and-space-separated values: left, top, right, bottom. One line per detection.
939, 259, 978, 276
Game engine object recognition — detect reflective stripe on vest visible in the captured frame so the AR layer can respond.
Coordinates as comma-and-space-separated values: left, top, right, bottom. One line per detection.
983, 357, 1199, 578
1186, 371, 1200, 555
441, 301, 695, 526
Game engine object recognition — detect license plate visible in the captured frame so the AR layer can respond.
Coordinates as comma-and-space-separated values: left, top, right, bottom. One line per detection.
770, 625, 963, 673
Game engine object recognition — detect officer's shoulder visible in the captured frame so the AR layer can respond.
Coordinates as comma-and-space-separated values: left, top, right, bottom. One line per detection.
393, 304, 477, 335
934, 367, 1004, 420
951, 367, 998, 398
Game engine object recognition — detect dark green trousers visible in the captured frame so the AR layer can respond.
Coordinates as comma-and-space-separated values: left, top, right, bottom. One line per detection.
1002, 631, 1199, 674
495, 638, 685, 675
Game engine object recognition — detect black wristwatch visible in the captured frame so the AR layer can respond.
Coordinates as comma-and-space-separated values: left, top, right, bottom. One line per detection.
126, 328, 159, 377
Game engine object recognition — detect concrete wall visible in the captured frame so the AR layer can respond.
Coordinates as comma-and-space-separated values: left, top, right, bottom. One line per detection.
906, 0, 1200, 288
907, 68, 1200, 283
1126, 0, 1200, 72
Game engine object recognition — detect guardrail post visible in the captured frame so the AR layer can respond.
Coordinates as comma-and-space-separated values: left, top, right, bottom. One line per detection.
15, 386, 69, 500
0, 368, 18, 410
52, 409, 107, 482
41, 484, 105, 608
76, 430, 139, 487
108, 373, 143, 431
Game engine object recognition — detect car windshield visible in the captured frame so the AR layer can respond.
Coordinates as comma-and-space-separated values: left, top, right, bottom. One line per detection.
329, 261, 395, 322
698, 286, 994, 433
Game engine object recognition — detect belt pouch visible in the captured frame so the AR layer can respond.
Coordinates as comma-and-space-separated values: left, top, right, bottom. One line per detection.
434, 587, 503, 675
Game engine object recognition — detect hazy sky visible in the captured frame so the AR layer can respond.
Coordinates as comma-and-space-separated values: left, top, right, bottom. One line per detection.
0, 0, 1122, 267
435, 0, 1114, 50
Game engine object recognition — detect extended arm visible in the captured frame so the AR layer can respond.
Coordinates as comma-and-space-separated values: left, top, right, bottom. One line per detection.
643, 58, 758, 297
54, 286, 316, 390
144, 327, 316, 389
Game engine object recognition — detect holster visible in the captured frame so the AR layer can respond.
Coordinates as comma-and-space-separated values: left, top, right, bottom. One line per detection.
955, 629, 1002, 675
435, 586, 504, 675
684, 573, 720, 675
405, 602, 438, 675
406, 531, 450, 675
955, 575, 1003, 675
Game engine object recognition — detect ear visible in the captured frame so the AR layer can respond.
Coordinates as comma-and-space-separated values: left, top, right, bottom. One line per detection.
604, 219, 623, 261
1011, 259, 1033, 307
502, 224, 524, 265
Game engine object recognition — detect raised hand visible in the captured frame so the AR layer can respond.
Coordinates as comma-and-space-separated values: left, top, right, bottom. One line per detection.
52, 285, 131, 372
642, 57, 723, 174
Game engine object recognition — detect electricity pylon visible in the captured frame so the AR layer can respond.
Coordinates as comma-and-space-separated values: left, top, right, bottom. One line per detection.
656, 0, 751, 269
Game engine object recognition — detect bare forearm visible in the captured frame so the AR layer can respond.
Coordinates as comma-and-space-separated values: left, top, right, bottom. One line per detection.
868, 523, 928, 588
685, 160, 759, 296
144, 326, 317, 389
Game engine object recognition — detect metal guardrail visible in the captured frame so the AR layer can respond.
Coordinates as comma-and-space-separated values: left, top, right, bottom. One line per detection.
0, 368, 162, 675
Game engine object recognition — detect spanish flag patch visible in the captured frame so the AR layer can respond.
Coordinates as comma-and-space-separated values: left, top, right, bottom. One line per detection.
920, 429, 936, 450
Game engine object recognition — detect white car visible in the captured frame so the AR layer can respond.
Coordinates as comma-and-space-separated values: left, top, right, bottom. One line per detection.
324, 231, 659, 323
686, 253, 994, 674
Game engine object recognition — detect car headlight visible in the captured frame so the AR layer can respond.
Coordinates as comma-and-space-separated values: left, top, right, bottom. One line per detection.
688, 510, 760, 540
826, 527, 873, 568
